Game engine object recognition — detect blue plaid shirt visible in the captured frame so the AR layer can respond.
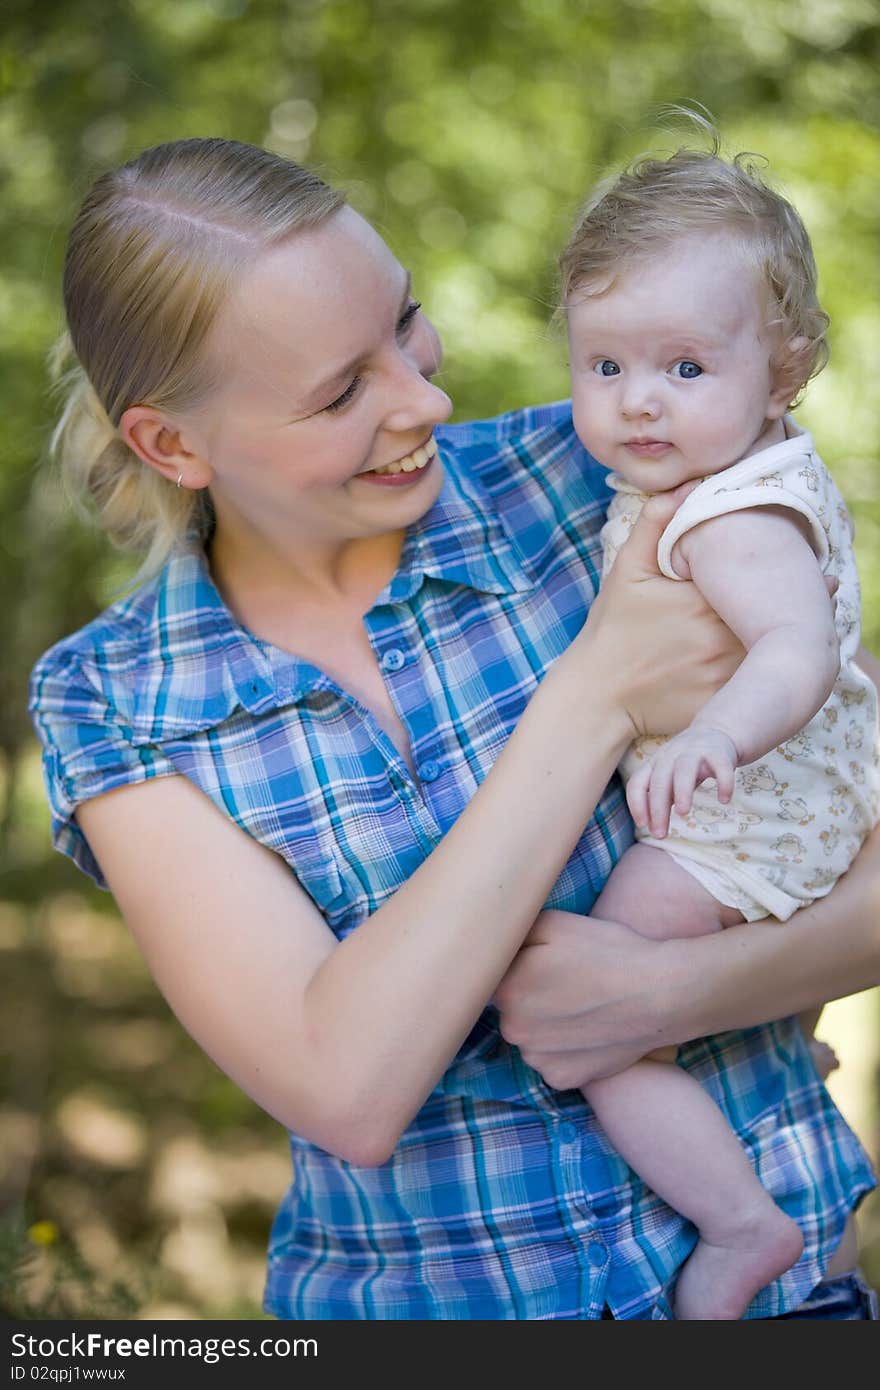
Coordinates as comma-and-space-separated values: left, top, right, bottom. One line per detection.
30, 400, 875, 1319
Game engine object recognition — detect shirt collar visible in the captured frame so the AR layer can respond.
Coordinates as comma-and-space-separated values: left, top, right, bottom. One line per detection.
377, 435, 534, 604
128, 437, 533, 741
128, 545, 288, 741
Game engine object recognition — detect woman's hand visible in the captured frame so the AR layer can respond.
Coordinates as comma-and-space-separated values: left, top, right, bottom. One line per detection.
577, 488, 745, 738
495, 823, 880, 1090
494, 909, 678, 1087
575, 488, 838, 742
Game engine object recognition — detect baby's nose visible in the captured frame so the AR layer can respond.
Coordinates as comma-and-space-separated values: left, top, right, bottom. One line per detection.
620, 378, 661, 419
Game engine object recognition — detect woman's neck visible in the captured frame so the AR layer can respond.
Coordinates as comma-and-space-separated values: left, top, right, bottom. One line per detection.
208, 518, 406, 628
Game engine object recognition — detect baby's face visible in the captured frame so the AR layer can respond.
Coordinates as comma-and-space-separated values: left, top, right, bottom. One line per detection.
566, 235, 791, 492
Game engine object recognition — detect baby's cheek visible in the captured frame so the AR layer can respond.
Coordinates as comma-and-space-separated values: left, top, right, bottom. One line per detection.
574, 388, 615, 450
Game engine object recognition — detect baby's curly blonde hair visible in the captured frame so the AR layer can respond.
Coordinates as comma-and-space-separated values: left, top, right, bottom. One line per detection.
559, 120, 828, 404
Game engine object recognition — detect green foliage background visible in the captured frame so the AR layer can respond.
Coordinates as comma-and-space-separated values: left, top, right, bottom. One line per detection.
1, 0, 878, 1317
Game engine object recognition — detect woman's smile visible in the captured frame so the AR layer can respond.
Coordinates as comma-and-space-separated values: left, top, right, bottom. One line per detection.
356, 434, 438, 484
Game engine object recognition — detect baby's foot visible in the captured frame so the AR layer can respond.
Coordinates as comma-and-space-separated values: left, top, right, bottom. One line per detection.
673, 1203, 804, 1320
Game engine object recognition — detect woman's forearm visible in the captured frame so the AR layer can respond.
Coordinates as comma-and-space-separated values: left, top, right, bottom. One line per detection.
303, 646, 633, 1157
663, 823, 880, 1045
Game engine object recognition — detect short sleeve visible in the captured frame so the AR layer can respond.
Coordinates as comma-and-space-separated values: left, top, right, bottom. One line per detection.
29, 648, 177, 888
655, 448, 831, 581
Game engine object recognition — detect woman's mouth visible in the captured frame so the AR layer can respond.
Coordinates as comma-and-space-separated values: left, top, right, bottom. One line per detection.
358, 435, 438, 484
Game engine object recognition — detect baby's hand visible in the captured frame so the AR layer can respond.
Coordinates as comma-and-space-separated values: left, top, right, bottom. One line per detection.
626, 727, 738, 839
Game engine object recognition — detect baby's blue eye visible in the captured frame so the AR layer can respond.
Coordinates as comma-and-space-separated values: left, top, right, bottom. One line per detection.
671, 360, 702, 379
594, 359, 620, 377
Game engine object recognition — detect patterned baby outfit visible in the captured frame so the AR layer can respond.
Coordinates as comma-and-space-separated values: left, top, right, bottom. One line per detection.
600, 419, 880, 921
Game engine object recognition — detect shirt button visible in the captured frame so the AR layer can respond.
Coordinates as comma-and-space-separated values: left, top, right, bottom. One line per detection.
587, 1239, 607, 1267
381, 648, 406, 672
558, 1121, 579, 1144
417, 759, 441, 783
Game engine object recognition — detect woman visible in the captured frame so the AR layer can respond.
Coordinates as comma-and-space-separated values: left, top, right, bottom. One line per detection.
30, 137, 879, 1319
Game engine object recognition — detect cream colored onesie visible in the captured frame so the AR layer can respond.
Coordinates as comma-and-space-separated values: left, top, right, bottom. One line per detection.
600, 420, 880, 921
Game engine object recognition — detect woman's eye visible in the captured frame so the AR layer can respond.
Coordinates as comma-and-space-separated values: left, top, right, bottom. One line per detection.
671, 360, 703, 379
324, 376, 363, 413
397, 300, 422, 334
593, 359, 620, 377
322, 302, 421, 414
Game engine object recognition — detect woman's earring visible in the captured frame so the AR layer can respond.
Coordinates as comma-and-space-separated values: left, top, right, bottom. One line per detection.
176, 473, 183, 489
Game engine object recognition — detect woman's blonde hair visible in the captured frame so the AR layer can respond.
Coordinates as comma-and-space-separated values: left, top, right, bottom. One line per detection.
52, 137, 346, 577
559, 122, 829, 403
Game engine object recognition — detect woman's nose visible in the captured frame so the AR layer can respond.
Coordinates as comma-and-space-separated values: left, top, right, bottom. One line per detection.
384, 351, 453, 432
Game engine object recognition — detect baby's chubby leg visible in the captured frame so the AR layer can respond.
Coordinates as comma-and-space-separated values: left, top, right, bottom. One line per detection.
590, 841, 745, 939
591, 842, 743, 1062
584, 844, 803, 1319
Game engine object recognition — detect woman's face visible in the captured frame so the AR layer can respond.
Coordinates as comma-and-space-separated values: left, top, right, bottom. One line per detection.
186, 206, 453, 552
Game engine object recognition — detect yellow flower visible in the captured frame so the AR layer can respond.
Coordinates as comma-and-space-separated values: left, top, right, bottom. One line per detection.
28, 1220, 59, 1246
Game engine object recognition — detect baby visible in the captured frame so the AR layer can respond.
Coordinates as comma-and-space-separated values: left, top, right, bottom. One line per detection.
559, 138, 880, 1318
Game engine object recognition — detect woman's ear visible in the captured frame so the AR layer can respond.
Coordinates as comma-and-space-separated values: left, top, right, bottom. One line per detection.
119, 405, 212, 490
768, 335, 812, 418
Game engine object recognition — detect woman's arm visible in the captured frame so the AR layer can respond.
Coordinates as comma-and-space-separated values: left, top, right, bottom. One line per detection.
495, 585, 878, 1090
674, 827, 880, 1038
78, 637, 628, 1168
495, 812, 880, 1090
77, 491, 740, 1166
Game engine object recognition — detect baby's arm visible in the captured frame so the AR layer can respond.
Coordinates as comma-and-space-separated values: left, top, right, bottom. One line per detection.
627, 506, 839, 837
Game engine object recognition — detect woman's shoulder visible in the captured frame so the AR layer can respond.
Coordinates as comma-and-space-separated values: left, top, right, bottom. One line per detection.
28, 549, 213, 729
27, 562, 193, 888
31, 576, 162, 700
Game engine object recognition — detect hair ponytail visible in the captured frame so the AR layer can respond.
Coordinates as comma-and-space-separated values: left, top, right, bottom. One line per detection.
50, 332, 208, 578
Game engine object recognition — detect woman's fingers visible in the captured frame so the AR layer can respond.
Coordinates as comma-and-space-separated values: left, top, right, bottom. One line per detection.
522, 1041, 654, 1090
614, 488, 690, 579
